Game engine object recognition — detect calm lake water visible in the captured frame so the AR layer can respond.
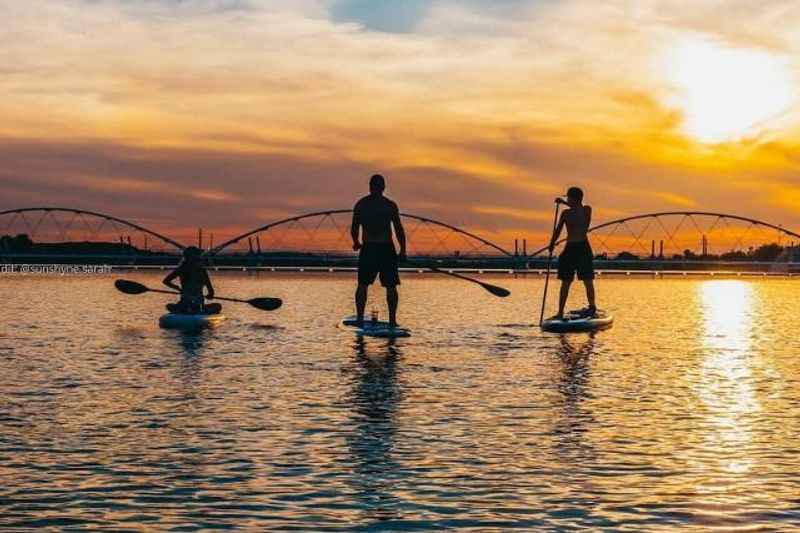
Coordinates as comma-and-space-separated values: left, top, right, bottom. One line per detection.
2, 272, 800, 531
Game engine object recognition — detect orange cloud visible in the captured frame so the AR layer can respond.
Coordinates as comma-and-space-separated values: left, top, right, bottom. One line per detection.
2, 0, 800, 246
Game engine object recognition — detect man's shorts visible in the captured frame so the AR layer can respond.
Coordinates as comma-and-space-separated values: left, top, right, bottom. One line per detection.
558, 241, 595, 281
358, 243, 400, 287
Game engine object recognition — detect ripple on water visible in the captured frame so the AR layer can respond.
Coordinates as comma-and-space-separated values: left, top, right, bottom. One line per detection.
1, 275, 800, 530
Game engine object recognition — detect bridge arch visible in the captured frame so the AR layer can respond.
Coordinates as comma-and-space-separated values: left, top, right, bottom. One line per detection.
0, 207, 185, 251
529, 211, 800, 258
209, 209, 514, 257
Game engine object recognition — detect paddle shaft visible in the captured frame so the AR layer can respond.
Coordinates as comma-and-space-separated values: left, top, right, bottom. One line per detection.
539, 202, 561, 326
142, 286, 250, 304
425, 266, 506, 293
428, 266, 483, 285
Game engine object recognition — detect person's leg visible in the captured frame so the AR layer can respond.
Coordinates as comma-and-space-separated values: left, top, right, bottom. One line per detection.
205, 302, 222, 315
579, 242, 596, 314
558, 280, 572, 318
356, 245, 378, 325
355, 284, 368, 324
555, 246, 573, 319
583, 279, 596, 311
379, 244, 401, 327
386, 286, 399, 327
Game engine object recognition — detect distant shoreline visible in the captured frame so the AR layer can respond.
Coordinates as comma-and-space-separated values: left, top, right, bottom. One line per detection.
1, 260, 798, 278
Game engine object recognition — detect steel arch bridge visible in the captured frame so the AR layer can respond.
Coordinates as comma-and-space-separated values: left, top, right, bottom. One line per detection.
0, 207, 184, 252
529, 211, 800, 259
2, 207, 798, 262
209, 210, 514, 257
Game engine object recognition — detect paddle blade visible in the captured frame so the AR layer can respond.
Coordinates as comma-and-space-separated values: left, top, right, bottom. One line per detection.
247, 297, 283, 311
115, 279, 148, 295
481, 283, 511, 298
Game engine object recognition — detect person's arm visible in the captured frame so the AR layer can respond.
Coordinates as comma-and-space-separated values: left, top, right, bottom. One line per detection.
351, 205, 362, 251
549, 212, 566, 253
203, 270, 215, 300
585, 205, 592, 231
163, 265, 182, 292
392, 208, 407, 261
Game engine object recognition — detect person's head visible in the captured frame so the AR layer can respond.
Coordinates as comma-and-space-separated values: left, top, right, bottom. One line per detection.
182, 246, 202, 263
369, 174, 386, 195
566, 186, 584, 206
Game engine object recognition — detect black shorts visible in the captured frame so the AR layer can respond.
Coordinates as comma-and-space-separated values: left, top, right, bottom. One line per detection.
558, 241, 595, 281
358, 243, 400, 287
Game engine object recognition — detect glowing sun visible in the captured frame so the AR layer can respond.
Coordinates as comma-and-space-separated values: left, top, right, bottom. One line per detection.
663, 36, 796, 144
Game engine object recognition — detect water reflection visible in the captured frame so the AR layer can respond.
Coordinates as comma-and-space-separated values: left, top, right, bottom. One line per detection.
698, 281, 759, 475
553, 335, 597, 459
343, 338, 405, 523
163, 330, 209, 391
6, 274, 800, 530
170, 330, 210, 359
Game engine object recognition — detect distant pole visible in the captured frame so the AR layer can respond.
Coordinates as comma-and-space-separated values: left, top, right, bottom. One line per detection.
256, 235, 262, 254
659, 240, 664, 259
515, 239, 519, 257
651, 240, 655, 259
198, 228, 203, 249
248, 237, 254, 254
523, 239, 527, 257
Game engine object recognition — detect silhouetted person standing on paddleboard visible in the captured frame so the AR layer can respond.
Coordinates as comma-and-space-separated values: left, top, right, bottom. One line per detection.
163, 246, 221, 315
549, 187, 596, 320
351, 174, 407, 328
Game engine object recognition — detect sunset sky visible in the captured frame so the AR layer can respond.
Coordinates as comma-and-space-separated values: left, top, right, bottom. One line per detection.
2, 0, 800, 248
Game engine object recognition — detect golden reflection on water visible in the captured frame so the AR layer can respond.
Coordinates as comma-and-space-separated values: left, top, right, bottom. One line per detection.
345, 338, 403, 523
5, 275, 800, 530
698, 281, 759, 475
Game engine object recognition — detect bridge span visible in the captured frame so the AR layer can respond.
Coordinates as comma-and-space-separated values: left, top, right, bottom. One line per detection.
1, 207, 799, 268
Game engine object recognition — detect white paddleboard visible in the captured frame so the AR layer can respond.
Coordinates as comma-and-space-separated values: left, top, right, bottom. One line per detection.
541, 309, 614, 333
339, 316, 411, 338
159, 313, 227, 330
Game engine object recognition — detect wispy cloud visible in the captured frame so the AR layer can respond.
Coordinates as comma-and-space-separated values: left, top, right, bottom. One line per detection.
2, 0, 800, 242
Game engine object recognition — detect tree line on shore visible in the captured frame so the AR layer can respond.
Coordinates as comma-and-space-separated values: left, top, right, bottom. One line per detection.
0, 234, 144, 255
1, 233, 796, 262
599, 243, 791, 262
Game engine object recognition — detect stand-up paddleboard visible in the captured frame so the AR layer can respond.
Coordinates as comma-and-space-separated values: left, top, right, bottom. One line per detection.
339, 316, 411, 338
159, 313, 227, 330
541, 309, 613, 333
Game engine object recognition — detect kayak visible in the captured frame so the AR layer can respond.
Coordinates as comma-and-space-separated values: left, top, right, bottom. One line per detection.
339, 316, 411, 338
541, 309, 614, 333
159, 313, 227, 330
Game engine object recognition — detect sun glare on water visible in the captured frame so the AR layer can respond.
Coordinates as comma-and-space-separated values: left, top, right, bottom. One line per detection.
663, 36, 796, 144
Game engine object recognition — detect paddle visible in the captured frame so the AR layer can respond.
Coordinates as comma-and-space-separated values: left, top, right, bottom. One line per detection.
539, 200, 562, 326
114, 279, 283, 311
423, 266, 511, 298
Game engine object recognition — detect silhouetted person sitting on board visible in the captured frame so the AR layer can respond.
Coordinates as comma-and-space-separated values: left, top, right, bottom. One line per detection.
549, 187, 596, 320
351, 174, 407, 328
163, 246, 222, 315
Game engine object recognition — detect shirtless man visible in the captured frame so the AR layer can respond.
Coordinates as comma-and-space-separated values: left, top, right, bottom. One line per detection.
351, 174, 407, 328
548, 187, 596, 319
